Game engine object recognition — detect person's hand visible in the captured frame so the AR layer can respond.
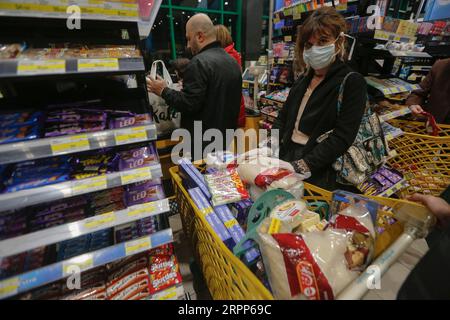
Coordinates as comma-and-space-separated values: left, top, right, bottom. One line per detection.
409, 105, 425, 116
408, 193, 450, 229
146, 75, 167, 96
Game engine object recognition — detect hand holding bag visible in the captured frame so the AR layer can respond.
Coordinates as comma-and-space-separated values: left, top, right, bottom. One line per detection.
148, 60, 181, 135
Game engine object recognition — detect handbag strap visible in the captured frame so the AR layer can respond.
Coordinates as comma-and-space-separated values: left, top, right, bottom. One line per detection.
336, 72, 359, 115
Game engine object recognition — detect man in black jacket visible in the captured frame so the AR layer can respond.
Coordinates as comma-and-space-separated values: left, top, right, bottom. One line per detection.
147, 14, 242, 160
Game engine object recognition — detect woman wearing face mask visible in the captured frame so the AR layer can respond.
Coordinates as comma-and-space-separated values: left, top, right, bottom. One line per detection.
271, 7, 366, 191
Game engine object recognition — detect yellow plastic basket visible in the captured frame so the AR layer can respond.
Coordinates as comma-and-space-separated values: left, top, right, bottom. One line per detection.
387, 131, 450, 197
389, 119, 450, 137
169, 163, 414, 300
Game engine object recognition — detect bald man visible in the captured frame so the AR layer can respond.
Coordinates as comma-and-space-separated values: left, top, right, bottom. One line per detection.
147, 14, 242, 159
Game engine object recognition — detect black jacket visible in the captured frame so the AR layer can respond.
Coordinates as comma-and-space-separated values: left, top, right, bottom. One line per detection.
273, 60, 367, 177
161, 41, 242, 145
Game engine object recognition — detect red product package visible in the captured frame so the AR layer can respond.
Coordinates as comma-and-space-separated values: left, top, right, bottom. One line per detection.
107, 256, 148, 286
106, 267, 149, 299
109, 277, 151, 300
148, 244, 174, 257
148, 254, 182, 294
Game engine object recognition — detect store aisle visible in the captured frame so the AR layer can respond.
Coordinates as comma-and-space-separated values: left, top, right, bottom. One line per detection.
170, 213, 212, 300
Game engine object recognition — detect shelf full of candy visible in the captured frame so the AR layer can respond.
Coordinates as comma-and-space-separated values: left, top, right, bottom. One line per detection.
0, 106, 157, 165
0, 43, 145, 78
174, 153, 407, 300
0, 14, 181, 300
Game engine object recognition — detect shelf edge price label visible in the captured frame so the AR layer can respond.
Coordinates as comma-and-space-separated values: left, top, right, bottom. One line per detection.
154, 286, 178, 300
125, 237, 152, 256
128, 202, 157, 218
284, 36, 292, 42
114, 126, 148, 145
77, 58, 119, 72
17, 59, 66, 75
83, 211, 116, 230
72, 175, 107, 196
120, 167, 152, 185
62, 255, 94, 276
50, 134, 90, 155
0, 277, 19, 298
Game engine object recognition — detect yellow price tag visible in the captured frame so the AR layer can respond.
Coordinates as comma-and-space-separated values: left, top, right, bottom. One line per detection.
293, 12, 301, 20
336, 3, 348, 11
114, 126, 148, 145
120, 167, 152, 185
62, 255, 94, 276
128, 202, 157, 218
125, 237, 152, 256
224, 219, 238, 229
0, 277, 19, 298
268, 218, 281, 234
17, 59, 65, 75
242, 82, 249, 88
156, 287, 178, 300
78, 58, 119, 72
284, 8, 293, 16
83, 211, 116, 229
284, 36, 292, 42
72, 175, 107, 196
51, 134, 90, 155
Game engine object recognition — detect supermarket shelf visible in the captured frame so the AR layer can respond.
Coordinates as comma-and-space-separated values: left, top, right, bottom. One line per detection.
374, 30, 417, 43
0, 0, 139, 22
378, 107, 411, 122
0, 229, 174, 299
365, 77, 420, 95
0, 199, 170, 258
0, 124, 156, 165
147, 284, 185, 300
388, 50, 432, 58
259, 97, 285, 108
0, 164, 162, 211
0, 57, 144, 79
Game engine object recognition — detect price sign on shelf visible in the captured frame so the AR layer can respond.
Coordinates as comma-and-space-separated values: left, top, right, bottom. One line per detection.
50, 134, 90, 155
72, 175, 107, 196
154, 286, 178, 300
83, 211, 116, 230
0, 277, 19, 298
114, 126, 148, 145
125, 237, 152, 256
284, 36, 292, 42
17, 59, 66, 75
62, 255, 94, 276
120, 167, 152, 185
128, 202, 157, 218
78, 58, 119, 72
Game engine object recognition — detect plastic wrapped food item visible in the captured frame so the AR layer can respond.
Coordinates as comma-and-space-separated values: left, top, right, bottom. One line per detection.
117, 144, 158, 171
125, 184, 165, 207
0, 125, 40, 145
205, 151, 237, 170
46, 109, 106, 123
44, 121, 106, 137
237, 155, 304, 201
108, 113, 152, 129
256, 200, 376, 300
204, 168, 250, 206
148, 254, 182, 294
0, 43, 25, 59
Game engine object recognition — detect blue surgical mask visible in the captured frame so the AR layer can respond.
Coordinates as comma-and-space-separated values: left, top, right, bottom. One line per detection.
303, 42, 337, 70
303, 32, 356, 70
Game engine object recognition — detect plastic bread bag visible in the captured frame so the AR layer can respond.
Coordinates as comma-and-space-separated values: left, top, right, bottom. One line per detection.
236, 153, 304, 200
255, 203, 375, 300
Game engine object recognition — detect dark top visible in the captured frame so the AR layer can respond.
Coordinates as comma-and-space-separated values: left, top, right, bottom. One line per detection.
273, 60, 367, 176
406, 58, 450, 124
161, 41, 242, 151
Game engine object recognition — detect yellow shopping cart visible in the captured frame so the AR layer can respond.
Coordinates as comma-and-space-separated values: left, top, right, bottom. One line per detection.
386, 120, 450, 197
170, 163, 426, 300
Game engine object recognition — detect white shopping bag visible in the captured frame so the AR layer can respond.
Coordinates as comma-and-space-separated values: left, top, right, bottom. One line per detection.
148, 60, 181, 135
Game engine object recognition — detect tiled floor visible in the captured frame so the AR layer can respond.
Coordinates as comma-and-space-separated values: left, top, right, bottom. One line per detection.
169, 213, 429, 300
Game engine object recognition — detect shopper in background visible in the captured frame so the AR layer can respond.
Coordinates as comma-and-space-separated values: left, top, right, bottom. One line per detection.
146, 14, 242, 159
272, 7, 367, 190
171, 58, 190, 90
406, 58, 450, 124
215, 24, 246, 128
397, 186, 450, 299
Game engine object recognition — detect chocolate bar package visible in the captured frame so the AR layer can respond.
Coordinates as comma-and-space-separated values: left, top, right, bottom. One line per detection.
125, 184, 165, 207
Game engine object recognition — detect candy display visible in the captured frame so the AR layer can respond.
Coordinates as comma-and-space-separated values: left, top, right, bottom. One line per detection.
358, 166, 406, 196
0, 107, 152, 144
114, 216, 160, 243
16, 245, 182, 300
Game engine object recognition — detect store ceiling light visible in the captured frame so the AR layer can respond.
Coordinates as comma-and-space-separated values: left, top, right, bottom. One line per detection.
225, 1, 229, 5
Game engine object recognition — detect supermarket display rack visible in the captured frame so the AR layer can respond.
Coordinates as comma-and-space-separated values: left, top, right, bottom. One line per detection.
0, 5, 183, 300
